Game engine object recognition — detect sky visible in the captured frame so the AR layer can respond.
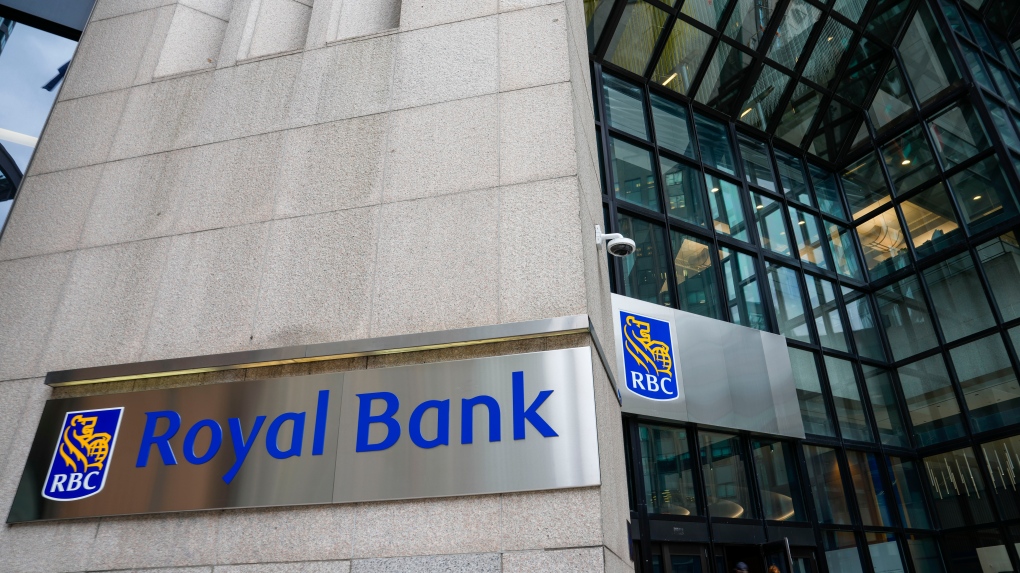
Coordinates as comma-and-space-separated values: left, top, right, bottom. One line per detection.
0, 21, 78, 171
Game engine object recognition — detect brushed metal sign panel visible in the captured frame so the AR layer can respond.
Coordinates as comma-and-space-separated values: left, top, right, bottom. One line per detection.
333, 347, 601, 502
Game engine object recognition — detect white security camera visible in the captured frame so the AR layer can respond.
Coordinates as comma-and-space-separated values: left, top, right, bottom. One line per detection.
595, 225, 637, 257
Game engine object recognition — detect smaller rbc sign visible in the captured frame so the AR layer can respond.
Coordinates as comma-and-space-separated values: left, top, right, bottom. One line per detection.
620, 312, 678, 401
43, 407, 124, 501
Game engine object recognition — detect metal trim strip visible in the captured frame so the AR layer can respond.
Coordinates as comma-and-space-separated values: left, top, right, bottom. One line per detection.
45, 315, 594, 387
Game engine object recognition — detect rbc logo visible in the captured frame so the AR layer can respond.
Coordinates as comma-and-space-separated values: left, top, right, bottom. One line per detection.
43, 407, 124, 501
621, 313, 678, 401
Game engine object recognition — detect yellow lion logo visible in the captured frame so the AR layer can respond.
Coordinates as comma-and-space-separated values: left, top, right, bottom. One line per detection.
623, 315, 672, 378
59, 415, 112, 473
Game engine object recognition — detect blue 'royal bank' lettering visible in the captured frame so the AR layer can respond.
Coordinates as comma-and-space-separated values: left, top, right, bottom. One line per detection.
43, 407, 125, 501
621, 312, 679, 401
355, 371, 558, 452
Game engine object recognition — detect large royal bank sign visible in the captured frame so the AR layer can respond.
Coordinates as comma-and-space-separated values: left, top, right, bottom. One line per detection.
9, 348, 600, 523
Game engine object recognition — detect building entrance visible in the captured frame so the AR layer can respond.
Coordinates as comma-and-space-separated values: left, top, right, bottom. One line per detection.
717, 540, 801, 573
645, 540, 815, 573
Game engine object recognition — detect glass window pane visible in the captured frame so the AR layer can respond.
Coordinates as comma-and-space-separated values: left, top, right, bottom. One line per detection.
906, 535, 943, 573
865, 532, 907, 573
987, 99, 1020, 151
948, 155, 1019, 234
826, 222, 864, 280
846, 451, 892, 526
652, 19, 714, 97
695, 113, 737, 175
788, 348, 835, 436
738, 136, 776, 191
863, 365, 908, 446
605, 0, 670, 76
696, 42, 755, 113
882, 126, 939, 194
618, 214, 673, 306
962, 43, 996, 92
584, 0, 615, 50
866, 0, 911, 38
775, 83, 822, 147
662, 157, 707, 226
825, 357, 872, 441
790, 208, 829, 269
923, 252, 996, 342
776, 151, 811, 205
887, 458, 933, 530
672, 230, 724, 320
707, 175, 749, 241
801, 17, 853, 90
876, 274, 939, 362
725, 0, 780, 49
765, 0, 820, 69
988, 61, 1019, 108
611, 138, 661, 211
639, 424, 699, 516
899, 3, 961, 107
810, 164, 847, 219
898, 355, 966, 447
927, 101, 990, 169
901, 183, 964, 259
857, 208, 911, 280
980, 232, 1020, 321
842, 152, 892, 219
767, 263, 811, 342
751, 439, 806, 522
699, 431, 756, 519
844, 290, 886, 360
833, 0, 866, 22
720, 247, 765, 330
680, 0, 731, 29
951, 334, 1020, 433
603, 74, 648, 139
738, 65, 791, 131
651, 95, 696, 158
979, 435, 1020, 521
751, 192, 791, 256
804, 445, 853, 524
869, 61, 914, 136
942, 529, 1015, 573
822, 530, 864, 573
807, 276, 849, 352
923, 448, 996, 528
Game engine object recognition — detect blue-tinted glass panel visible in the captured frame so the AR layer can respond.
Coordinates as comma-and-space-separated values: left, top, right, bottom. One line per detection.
775, 151, 811, 205
948, 155, 1019, 234
808, 277, 849, 352
672, 230, 724, 320
611, 137, 661, 211
857, 208, 910, 280
738, 136, 776, 191
603, 73, 649, 139
767, 263, 810, 343
826, 222, 864, 280
651, 94, 696, 158
980, 232, 1020, 322
788, 348, 835, 436
898, 355, 967, 447
720, 247, 765, 330
843, 289, 885, 361
876, 274, 939, 361
923, 252, 996, 342
707, 175, 749, 241
825, 357, 872, 442
639, 424, 699, 516
790, 207, 828, 269
863, 365, 908, 446
951, 334, 1020, 434
618, 214, 673, 306
810, 164, 846, 219
695, 114, 737, 175
751, 192, 791, 256
661, 157, 707, 226
887, 458, 932, 529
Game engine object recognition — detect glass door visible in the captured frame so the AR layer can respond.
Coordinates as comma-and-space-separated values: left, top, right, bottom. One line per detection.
762, 539, 796, 573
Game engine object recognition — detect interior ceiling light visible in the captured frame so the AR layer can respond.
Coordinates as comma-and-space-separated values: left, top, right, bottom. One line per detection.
740, 107, 753, 118
711, 187, 719, 193
974, 195, 983, 200
798, 220, 806, 225
663, 72, 679, 86
901, 159, 911, 165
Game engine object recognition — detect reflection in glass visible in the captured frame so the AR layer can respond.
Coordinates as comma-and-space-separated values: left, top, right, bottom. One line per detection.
950, 335, 1020, 433
672, 230, 724, 320
801, 17, 853, 89
866, 0, 911, 39
765, 0, 819, 69
825, 357, 872, 442
767, 263, 810, 343
898, 355, 966, 447
980, 232, 1020, 321
846, 451, 892, 527
979, 435, 1020, 521
584, 0, 615, 50
738, 136, 776, 191
803, 445, 852, 524
986, 99, 1020, 151
882, 126, 939, 194
789, 208, 828, 269
707, 175, 748, 241
750, 192, 790, 256
651, 95, 696, 158
725, 0, 780, 49
924, 447, 996, 528
680, 0, 731, 29
901, 184, 963, 259
888, 458, 932, 528
699, 431, 756, 519
822, 530, 863, 573
720, 247, 764, 330
775, 151, 810, 205
842, 153, 891, 219
694, 114, 736, 175
942, 529, 1015, 573
750, 439, 805, 521
927, 101, 989, 169
738, 65, 790, 131
806, 277, 848, 352
906, 535, 943, 573
603, 73, 648, 139
661, 157, 707, 226
857, 208, 910, 280
869, 61, 913, 135
863, 365, 908, 446
842, 289, 884, 360
653, 19, 714, 96
605, 0, 670, 75
923, 252, 996, 342
788, 348, 835, 436
899, 3, 961, 106
775, 83, 822, 147
988, 62, 1019, 108
949, 155, 1019, 234
696, 42, 754, 113
639, 424, 699, 516
865, 532, 906, 573
875, 274, 938, 361
618, 214, 673, 306
826, 222, 864, 280
832, 0, 867, 22
811, 164, 847, 219
611, 137, 660, 211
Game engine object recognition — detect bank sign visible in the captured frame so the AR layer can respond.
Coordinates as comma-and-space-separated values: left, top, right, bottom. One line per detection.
8, 348, 600, 523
